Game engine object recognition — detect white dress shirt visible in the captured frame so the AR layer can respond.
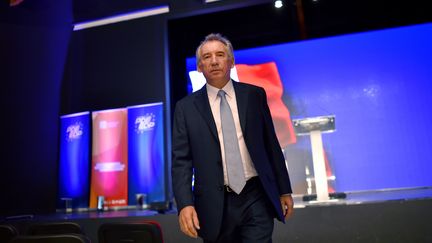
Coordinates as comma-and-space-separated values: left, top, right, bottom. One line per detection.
206, 80, 258, 185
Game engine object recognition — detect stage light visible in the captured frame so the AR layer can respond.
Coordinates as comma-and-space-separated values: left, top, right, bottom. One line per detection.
73, 5, 169, 31
275, 0, 283, 8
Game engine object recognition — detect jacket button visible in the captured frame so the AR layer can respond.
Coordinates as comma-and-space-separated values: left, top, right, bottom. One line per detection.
218, 186, 223, 191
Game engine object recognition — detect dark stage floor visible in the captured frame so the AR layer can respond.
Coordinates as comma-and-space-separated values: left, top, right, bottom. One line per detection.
4, 187, 432, 243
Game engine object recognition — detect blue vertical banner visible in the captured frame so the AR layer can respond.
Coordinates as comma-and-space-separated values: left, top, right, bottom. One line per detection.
58, 111, 90, 209
127, 102, 165, 205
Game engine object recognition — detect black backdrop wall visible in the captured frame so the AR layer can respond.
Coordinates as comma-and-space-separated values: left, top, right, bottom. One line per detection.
1, 0, 431, 217
61, 16, 167, 114
0, 0, 73, 216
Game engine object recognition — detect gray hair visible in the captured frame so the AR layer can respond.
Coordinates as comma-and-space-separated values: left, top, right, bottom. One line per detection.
195, 33, 235, 67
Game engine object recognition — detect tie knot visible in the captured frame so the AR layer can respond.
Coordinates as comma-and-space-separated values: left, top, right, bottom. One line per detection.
218, 90, 226, 98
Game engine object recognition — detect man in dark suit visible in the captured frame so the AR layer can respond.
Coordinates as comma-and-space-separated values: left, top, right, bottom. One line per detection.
172, 33, 294, 243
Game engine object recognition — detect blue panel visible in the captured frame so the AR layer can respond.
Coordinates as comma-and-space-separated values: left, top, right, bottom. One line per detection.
58, 111, 91, 208
186, 23, 432, 192
128, 103, 165, 204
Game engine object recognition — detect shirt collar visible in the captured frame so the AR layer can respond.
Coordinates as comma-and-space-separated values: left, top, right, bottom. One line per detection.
206, 80, 234, 102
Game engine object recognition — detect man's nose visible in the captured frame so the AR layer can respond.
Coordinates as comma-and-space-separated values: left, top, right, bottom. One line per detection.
210, 56, 218, 65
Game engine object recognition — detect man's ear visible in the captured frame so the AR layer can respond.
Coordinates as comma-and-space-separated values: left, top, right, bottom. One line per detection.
197, 63, 203, 73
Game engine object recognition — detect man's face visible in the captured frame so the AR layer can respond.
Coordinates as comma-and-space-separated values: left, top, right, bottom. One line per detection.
197, 40, 234, 86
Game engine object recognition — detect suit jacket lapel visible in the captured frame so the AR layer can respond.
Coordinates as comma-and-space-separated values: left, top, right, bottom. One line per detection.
233, 81, 248, 135
193, 86, 219, 141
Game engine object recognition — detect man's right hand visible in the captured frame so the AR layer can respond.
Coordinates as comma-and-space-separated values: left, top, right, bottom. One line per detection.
179, 205, 200, 238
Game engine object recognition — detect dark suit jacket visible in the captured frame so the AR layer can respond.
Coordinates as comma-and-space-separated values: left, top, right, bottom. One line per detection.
172, 81, 292, 241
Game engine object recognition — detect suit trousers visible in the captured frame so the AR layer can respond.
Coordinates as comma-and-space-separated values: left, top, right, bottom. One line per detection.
204, 177, 275, 243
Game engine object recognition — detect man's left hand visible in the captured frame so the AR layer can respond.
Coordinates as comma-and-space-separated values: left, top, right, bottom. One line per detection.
280, 194, 294, 219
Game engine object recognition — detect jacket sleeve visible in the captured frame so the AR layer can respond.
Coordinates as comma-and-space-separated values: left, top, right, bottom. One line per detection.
259, 87, 293, 195
171, 101, 194, 212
